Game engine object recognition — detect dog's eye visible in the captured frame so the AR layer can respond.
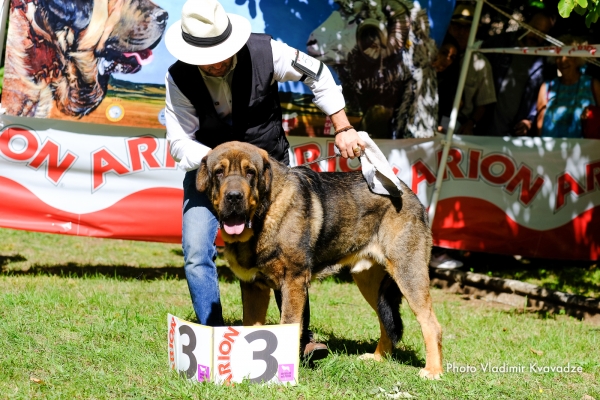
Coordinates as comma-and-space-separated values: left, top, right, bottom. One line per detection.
215, 169, 224, 179
246, 170, 256, 180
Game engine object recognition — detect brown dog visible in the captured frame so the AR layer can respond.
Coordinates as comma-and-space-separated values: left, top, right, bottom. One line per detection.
197, 141, 443, 379
3, 0, 167, 118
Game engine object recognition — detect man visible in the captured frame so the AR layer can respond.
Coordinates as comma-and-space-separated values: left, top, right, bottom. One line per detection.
446, 4, 497, 136
163, 0, 365, 361
481, 10, 557, 136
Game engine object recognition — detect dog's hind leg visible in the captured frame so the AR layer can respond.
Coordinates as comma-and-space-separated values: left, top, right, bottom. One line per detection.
387, 254, 443, 379
240, 281, 270, 326
352, 264, 400, 361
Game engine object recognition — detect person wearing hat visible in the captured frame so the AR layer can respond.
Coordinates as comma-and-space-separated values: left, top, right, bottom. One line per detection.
164, 0, 366, 361
445, 3, 496, 136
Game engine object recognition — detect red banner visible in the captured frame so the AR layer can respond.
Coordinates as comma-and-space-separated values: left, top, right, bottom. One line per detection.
0, 117, 598, 260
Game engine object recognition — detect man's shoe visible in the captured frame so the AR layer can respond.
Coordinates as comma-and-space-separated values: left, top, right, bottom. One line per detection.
302, 340, 329, 362
429, 252, 464, 269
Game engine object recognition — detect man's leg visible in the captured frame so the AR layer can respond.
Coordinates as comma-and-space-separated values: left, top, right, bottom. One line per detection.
182, 170, 224, 326
274, 290, 328, 361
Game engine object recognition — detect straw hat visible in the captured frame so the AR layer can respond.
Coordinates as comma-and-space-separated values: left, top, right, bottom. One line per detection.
165, 0, 251, 65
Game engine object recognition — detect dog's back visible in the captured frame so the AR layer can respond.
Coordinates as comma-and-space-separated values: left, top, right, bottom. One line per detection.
280, 165, 431, 275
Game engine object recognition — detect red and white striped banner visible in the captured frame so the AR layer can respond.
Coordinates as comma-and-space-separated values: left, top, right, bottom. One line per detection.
1, 116, 598, 260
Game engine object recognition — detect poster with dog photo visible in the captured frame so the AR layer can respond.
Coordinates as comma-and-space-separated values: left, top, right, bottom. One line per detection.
1, 0, 451, 130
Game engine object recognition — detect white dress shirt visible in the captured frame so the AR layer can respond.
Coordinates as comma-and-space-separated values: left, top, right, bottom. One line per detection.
165, 39, 346, 171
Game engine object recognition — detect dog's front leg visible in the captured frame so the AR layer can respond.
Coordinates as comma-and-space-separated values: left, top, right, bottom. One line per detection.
278, 275, 309, 326
240, 281, 271, 326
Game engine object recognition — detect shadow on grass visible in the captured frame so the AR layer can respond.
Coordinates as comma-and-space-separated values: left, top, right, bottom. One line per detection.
314, 329, 425, 368
0, 261, 240, 281
0, 254, 27, 266
2, 263, 186, 280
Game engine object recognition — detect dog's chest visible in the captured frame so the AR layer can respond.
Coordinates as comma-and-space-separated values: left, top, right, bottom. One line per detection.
223, 245, 261, 282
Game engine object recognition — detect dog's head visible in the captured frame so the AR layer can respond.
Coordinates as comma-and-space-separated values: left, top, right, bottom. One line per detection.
37, 0, 168, 116
196, 142, 272, 242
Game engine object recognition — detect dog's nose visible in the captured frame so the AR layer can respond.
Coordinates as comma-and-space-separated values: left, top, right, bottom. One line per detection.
226, 191, 243, 203
154, 9, 168, 25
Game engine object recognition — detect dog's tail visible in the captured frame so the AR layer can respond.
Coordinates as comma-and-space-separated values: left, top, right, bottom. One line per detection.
377, 274, 404, 346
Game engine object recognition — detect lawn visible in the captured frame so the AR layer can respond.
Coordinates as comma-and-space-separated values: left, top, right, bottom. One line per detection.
1, 228, 598, 399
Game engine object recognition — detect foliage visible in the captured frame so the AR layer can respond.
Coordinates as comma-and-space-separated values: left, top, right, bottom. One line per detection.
558, 0, 600, 27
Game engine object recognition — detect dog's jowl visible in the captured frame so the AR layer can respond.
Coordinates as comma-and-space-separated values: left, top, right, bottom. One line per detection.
197, 141, 443, 379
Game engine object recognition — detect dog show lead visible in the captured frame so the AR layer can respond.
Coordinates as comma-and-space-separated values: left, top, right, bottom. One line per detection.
164, 0, 366, 361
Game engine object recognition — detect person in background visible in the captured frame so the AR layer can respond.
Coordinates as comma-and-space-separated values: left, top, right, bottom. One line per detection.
429, 33, 464, 270
447, 3, 497, 136
434, 33, 461, 133
164, 0, 365, 361
482, 10, 557, 136
537, 35, 600, 138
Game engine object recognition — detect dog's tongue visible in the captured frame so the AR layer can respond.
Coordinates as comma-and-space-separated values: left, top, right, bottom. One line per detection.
223, 217, 245, 235
124, 49, 154, 66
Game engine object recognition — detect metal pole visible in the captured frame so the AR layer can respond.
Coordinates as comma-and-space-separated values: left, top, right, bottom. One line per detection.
427, 0, 484, 228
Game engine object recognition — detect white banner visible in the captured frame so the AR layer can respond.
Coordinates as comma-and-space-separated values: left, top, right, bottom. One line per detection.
0, 115, 598, 259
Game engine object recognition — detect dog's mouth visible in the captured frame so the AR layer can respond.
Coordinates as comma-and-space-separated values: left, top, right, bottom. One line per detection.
98, 49, 154, 76
220, 214, 251, 235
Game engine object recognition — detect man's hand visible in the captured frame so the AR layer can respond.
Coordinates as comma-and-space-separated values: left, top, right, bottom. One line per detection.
335, 129, 365, 159
513, 120, 532, 136
329, 109, 365, 159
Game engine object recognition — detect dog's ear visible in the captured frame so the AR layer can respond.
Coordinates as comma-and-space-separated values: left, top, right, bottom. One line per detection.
196, 153, 211, 192
258, 149, 272, 194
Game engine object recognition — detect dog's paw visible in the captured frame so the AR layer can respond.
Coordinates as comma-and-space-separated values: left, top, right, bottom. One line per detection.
358, 353, 382, 361
419, 368, 442, 380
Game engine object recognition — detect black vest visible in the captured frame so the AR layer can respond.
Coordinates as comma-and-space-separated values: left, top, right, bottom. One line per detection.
168, 34, 289, 164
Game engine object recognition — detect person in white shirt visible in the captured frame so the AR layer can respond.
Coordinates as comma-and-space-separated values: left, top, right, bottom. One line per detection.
164, 0, 365, 361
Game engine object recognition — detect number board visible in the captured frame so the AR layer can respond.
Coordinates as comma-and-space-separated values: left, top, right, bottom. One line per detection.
168, 314, 300, 385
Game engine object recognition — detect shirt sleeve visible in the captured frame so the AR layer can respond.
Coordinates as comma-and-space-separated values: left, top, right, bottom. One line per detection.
165, 71, 211, 171
472, 53, 497, 107
270, 39, 346, 116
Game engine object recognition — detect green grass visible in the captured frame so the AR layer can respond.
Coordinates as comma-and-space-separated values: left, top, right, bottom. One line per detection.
1, 228, 599, 399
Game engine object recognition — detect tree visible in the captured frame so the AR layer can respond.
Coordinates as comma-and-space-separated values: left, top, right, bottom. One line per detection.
558, 0, 599, 27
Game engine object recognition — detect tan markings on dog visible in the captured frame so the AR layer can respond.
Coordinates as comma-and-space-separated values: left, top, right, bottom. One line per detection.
350, 259, 373, 274
259, 184, 295, 245
240, 281, 270, 325
309, 192, 323, 247
78, 0, 109, 50
337, 243, 386, 272
241, 158, 258, 215
223, 249, 261, 282
218, 159, 230, 174
221, 228, 254, 244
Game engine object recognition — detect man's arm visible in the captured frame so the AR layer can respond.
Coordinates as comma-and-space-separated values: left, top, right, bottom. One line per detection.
536, 83, 548, 136
165, 72, 211, 171
460, 53, 496, 135
270, 40, 365, 158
